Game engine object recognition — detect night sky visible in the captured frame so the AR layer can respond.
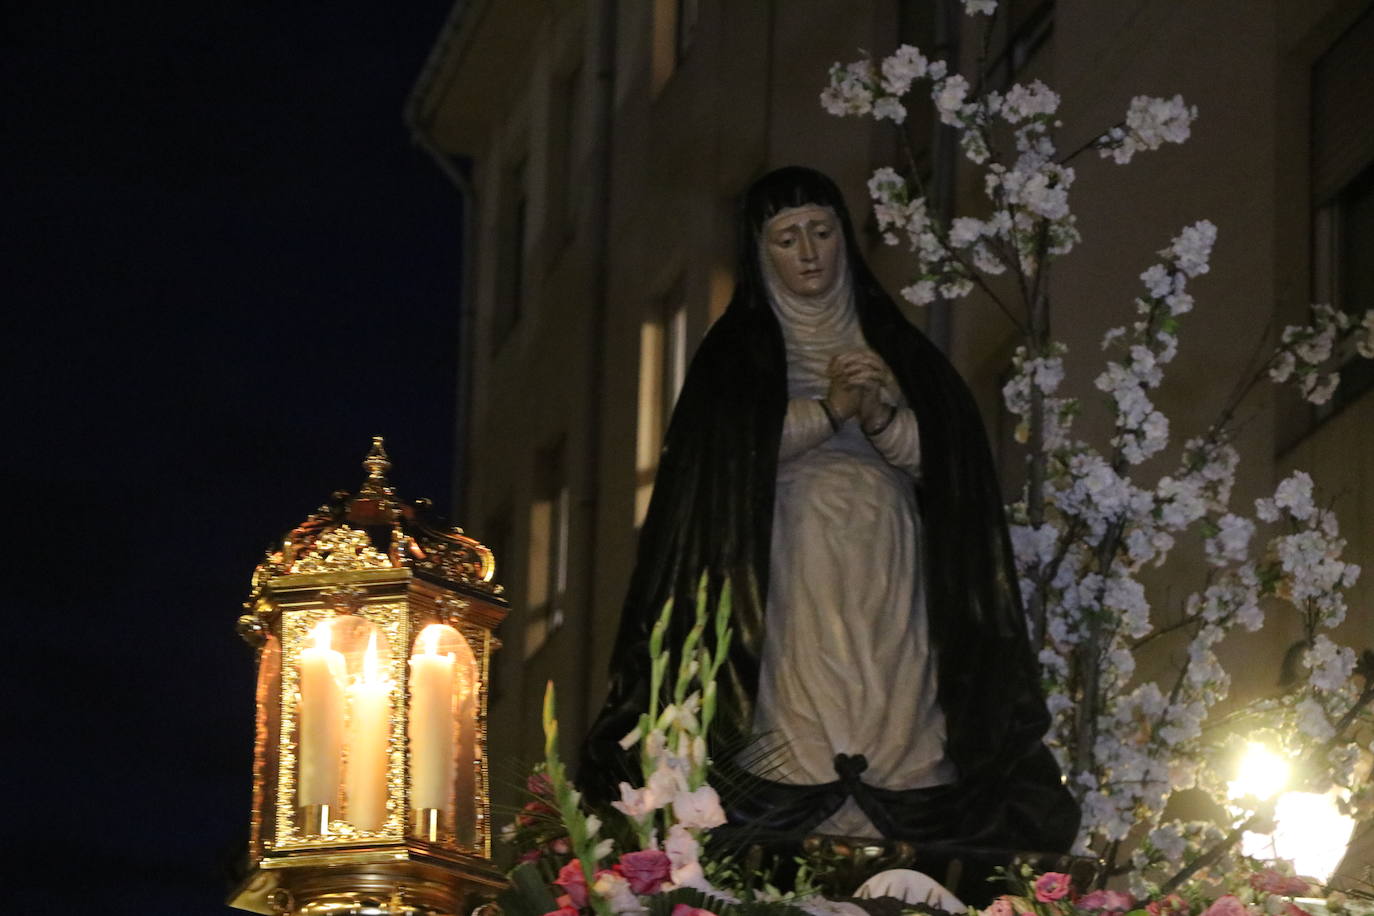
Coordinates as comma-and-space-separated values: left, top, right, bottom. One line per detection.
6, 3, 464, 911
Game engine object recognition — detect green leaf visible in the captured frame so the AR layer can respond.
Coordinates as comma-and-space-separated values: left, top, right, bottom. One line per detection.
644, 886, 811, 916
500, 863, 560, 916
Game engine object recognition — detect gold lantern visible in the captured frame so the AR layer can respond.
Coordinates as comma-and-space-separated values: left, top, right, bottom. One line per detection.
230, 438, 508, 916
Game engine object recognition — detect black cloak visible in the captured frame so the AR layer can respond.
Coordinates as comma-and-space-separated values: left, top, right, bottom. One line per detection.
580, 167, 1078, 854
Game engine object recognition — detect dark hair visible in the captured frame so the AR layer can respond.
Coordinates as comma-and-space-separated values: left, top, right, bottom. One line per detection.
741, 165, 852, 235
734, 166, 877, 317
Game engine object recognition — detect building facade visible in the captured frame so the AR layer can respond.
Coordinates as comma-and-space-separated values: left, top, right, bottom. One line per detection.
406, 0, 1373, 857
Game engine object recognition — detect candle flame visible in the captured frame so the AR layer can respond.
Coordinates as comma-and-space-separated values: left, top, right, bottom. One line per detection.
362, 629, 382, 684
421, 624, 443, 656
312, 621, 332, 652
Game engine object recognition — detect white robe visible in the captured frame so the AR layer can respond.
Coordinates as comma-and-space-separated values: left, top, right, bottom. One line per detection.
752, 232, 956, 837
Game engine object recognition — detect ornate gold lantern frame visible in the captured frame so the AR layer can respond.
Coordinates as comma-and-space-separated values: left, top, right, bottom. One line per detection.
231, 440, 508, 916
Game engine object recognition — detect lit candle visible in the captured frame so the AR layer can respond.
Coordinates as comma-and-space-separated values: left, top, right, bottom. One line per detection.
409, 625, 456, 810
298, 621, 345, 809
345, 630, 391, 831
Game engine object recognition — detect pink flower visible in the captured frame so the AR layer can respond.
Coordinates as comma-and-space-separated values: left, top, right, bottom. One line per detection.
542, 907, 578, 916
518, 799, 558, 826
982, 897, 1017, 916
517, 848, 542, 865
1078, 890, 1134, 913
671, 785, 727, 829
1146, 893, 1190, 916
1034, 873, 1072, 903
618, 849, 672, 895
1283, 904, 1315, 916
528, 771, 556, 797
555, 860, 588, 909
1200, 895, 1250, 916
670, 905, 718, 916
1249, 870, 1311, 897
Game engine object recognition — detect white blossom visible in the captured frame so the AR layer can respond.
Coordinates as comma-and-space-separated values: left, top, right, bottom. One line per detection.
1305, 635, 1356, 692
949, 216, 984, 248
1295, 696, 1336, 742
963, 0, 996, 15
1140, 263, 1174, 298
1001, 80, 1060, 123
900, 279, 937, 306
880, 45, 928, 95
872, 95, 907, 124
1205, 513, 1254, 566
820, 59, 877, 116
1273, 471, 1315, 521
1302, 371, 1340, 405
933, 74, 970, 126
1269, 350, 1297, 383
1358, 310, 1374, 359
971, 242, 1006, 275
1102, 94, 1198, 164
1167, 220, 1217, 277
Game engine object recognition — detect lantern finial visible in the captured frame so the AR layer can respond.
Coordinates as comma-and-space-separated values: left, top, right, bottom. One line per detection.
360, 436, 392, 498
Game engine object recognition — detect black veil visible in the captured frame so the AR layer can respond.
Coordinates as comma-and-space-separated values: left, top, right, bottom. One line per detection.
579, 166, 1078, 856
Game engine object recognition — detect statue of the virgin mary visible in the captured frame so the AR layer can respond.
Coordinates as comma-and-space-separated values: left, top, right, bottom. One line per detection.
581, 166, 1079, 854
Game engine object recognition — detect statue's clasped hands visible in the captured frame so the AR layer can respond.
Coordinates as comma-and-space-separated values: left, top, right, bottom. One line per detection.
826, 351, 899, 435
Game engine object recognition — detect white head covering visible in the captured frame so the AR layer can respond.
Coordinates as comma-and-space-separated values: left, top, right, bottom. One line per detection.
759, 205, 866, 397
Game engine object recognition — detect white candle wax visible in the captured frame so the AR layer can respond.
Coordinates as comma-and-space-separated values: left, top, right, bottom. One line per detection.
298, 623, 345, 809
409, 626, 456, 811
345, 631, 391, 831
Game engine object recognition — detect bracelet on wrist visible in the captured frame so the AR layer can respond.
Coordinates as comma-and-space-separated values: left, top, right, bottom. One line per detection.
817, 398, 841, 432
863, 403, 898, 438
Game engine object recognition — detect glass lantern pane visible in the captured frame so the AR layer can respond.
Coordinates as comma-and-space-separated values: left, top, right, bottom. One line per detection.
296, 618, 347, 822
335, 617, 394, 833
407, 623, 479, 848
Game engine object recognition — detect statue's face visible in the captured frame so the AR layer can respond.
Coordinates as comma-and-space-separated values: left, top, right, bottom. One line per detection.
763, 205, 842, 297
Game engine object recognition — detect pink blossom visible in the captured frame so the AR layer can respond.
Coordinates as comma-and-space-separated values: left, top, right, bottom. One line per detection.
618, 849, 672, 895
1199, 895, 1250, 916
1034, 873, 1072, 903
555, 860, 588, 909
593, 870, 644, 915
543, 907, 579, 916
612, 782, 660, 820
528, 771, 556, 797
982, 897, 1017, 916
518, 848, 543, 865
518, 799, 558, 826
1146, 894, 1189, 916
1249, 870, 1311, 897
1283, 905, 1316, 916
670, 906, 718, 916
672, 785, 727, 829
1078, 890, 1134, 913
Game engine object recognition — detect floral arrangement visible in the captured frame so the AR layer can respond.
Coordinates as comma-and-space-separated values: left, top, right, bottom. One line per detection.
499, 582, 818, 916
820, 0, 1374, 898
976, 863, 1369, 916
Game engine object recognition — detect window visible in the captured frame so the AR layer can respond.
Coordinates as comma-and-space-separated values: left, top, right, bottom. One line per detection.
635, 278, 688, 526
1311, 7, 1374, 413
650, 0, 697, 94
525, 439, 569, 658
493, 157, 528, 351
